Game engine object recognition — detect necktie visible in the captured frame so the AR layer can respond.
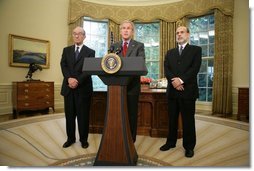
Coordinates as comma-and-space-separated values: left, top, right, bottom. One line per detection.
75, 47, 79, 60
179, 46, 183, 55
123, 42, 128, 57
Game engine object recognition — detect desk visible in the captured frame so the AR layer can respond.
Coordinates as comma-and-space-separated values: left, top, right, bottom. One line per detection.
90, 88, 182, 138
12, 81, 54, 118
238, 88, 249, 122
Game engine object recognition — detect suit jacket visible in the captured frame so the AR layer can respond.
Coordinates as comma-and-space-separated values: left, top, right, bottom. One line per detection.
164, 44, 202, 100
60, 45, 95, 97
111, 39, 145, 95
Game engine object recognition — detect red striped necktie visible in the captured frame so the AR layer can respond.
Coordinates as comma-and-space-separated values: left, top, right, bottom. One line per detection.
122, 42, 128, 57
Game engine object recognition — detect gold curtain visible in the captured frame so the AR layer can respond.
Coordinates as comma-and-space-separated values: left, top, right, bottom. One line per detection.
108, 19, 120, 46
212, 9, 233, 115
68, 17, 83, 46
176, 17, 188, 28
160, 20, 176, 78
69, 0, 234, 24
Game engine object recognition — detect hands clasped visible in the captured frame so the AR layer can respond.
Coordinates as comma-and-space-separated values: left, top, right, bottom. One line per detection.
68, 78, 79, 89
171, 77, 184, 91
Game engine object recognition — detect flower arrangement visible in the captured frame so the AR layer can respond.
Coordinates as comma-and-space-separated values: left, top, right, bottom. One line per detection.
140, 76, 153, 84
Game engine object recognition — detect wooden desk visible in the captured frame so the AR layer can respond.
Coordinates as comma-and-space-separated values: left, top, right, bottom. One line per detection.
238, 87, 249, 122
90, 88, 182, 138
12, 81, 54, 118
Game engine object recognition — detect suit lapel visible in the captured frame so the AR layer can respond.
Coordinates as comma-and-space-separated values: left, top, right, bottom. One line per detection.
118, 39, 136, 57
126, 39, 135, 57
70, 46, 76, 65
75, 45, 85, 64
116, 42, 124, 57
172, 48, 180, 64
180, 43, 189, 58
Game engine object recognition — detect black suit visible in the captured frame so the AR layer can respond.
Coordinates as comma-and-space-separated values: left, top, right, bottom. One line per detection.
164, 43, 201, 150
60, 44, 95, 143
111, 39, 145, 142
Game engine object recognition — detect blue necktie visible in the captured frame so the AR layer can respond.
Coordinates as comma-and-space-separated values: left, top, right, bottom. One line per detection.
75, 47, 79, 60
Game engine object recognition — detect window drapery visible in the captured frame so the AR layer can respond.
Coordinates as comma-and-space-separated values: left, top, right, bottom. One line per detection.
212, 9, 233, 115
68, 0, 234, 114
160, 20, 176, 78
68, 0, 233, 24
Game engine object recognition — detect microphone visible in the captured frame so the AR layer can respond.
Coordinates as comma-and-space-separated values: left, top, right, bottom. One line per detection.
115, 46, 122, 55
108, 45, 114, 53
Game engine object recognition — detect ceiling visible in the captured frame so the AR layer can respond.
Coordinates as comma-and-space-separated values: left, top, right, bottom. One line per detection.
82, 0, 183, 6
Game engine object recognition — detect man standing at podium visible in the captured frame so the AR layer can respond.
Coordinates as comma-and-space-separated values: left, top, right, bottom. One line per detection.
161, 26, 201, 158
111, 20, 145, 142
60, 26, 95, 149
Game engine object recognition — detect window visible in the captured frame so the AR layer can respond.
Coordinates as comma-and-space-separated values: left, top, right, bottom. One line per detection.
83, 19, 160, 89
189, 14, 214, 102
134, 22, 160, 80
83, 17, 108, 90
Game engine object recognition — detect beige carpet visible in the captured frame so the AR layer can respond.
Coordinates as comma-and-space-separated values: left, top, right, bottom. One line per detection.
0, 113, 249, 167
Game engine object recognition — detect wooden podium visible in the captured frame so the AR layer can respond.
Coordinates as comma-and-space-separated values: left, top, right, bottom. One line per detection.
83, 57, 147, 166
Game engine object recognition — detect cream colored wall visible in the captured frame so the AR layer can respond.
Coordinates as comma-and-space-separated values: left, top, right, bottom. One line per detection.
0, 0, 69, 84
232, 0, 249, 88
231, 0, 249, 114
0, 0, 69, 114
0, 0, 250, 115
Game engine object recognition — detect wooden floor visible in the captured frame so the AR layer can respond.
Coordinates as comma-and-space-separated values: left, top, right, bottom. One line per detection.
0, 112, 249, 167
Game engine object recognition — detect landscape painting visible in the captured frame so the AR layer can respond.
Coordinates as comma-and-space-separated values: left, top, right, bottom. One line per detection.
9, 34, 50, 68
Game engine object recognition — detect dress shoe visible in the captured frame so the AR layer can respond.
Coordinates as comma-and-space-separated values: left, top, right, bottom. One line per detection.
185, 149, 194, 158
159, 143, 176, 151
81, 141, 89, 149
62, 141, 75, 148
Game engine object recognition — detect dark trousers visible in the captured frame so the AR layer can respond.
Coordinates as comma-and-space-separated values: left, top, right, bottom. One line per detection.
167, 98, 196, 150
127, 94, 139, 142
64, 90, 91, 143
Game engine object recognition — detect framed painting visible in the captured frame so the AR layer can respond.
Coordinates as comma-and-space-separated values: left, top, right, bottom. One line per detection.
9, 34, 50, 68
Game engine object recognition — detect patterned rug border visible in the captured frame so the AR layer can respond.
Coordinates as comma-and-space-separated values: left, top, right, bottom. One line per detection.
50, 153, 171, 166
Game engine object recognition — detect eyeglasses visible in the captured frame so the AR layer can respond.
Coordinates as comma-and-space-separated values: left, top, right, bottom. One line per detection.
72, 32, 84, 36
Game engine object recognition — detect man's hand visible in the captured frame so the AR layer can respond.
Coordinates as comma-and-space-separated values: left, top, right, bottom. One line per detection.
171, 77, 184, 91
68, 78, 79, 89
171, 77, 182, 88
175, 84, 184, 91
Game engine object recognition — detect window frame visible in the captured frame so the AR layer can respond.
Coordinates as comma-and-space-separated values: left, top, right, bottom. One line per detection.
134, 21, 161, 80
188, 13, 214, 106
83, 17, 109, 91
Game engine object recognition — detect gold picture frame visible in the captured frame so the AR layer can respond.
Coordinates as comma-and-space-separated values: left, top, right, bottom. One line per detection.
9, 34, 50, 68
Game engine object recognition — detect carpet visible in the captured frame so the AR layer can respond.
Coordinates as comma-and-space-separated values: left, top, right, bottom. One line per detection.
51, 153, 171, 166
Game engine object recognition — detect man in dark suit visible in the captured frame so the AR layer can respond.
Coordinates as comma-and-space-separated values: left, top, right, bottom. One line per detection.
111, 20, 145, 142
60, 26, 95, 149
160, 26, 201, 158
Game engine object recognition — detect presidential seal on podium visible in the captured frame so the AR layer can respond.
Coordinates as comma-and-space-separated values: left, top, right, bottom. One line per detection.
101, 53, 122, 74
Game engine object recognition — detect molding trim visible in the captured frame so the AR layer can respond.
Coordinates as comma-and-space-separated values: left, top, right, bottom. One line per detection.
0, 83, 64, 116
